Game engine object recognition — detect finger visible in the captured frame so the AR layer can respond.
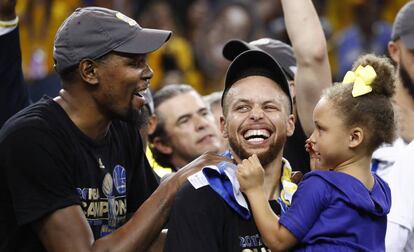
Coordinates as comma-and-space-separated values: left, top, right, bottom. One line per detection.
250, 154, 261, 168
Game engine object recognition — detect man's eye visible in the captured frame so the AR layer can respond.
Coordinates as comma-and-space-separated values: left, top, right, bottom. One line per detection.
264, 105, 278, 111
236, 106, 249, 112
178, 118, 189, 125
130, 59, 145, 67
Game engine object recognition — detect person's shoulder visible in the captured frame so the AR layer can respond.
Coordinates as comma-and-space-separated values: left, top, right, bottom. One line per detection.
0, 97, 59, 139
302, 170, 331, 184
176, 180, 225, 209
299, 171, 333, 195
177, 180, 215, 200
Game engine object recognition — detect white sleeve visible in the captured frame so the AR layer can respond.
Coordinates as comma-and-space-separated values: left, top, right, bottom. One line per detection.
404, 231, 414, 252
0, 17, 18, 36
385, 221, 410, 252
386, 142, 414, 230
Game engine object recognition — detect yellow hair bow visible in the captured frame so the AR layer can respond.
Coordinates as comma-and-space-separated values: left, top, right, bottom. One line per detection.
342, 65, 377, 97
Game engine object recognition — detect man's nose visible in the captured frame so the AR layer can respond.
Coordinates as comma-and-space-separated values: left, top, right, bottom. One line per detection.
249, 106, 264, 121
194, 114, 210, 131
142, 63, 154, 80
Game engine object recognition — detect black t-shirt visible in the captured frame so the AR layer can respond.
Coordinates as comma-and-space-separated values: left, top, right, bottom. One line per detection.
165, 182, 281, 252
0, 97, 158, 251
283, 118, 310, 174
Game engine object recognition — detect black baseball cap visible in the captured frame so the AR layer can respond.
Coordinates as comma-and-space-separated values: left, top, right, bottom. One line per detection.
223, 38, 297, 80
222, 50, 292, 113
53, 7, 172, 73
391, 1, 414, 49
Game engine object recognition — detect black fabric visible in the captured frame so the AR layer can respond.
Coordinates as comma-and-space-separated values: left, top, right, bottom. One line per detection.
0, 97, 159, 252
0, 26, 29, 128
165, 182, 281, 252
284, 118, 311, 174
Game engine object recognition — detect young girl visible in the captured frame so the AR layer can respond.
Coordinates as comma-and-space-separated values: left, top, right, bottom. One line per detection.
237, 54, 395, 252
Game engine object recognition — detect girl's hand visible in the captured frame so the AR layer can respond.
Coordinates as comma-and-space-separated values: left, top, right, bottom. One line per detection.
236, 154, 264, 194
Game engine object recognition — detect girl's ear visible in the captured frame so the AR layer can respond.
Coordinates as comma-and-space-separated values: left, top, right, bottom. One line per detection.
349, 127, 364, 149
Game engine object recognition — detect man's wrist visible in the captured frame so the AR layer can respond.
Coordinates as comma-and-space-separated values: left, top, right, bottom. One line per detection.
245, 186, 264, 198
0, 16, 18, 27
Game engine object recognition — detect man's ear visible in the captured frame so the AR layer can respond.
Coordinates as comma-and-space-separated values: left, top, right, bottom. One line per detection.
220, 116, 228, 138
349, 127, 364, 149
388, 41, 400, 65
152, 136, 173, 155
147, 115, 158, 135
288, 80, 296, 100
286, 114, 295, 137
79, 59, 99, 85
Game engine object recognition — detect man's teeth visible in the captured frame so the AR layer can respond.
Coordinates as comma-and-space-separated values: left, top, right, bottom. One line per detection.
244, 129, 270, 139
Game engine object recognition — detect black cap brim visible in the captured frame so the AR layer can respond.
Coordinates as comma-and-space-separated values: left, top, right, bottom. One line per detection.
222, 39, 259, 61
114, 28, 172, 54
222, 50, 292, 112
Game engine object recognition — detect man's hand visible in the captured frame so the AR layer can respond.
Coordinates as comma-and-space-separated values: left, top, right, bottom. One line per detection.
0, 0, 16, 20
236, 154, 265, 195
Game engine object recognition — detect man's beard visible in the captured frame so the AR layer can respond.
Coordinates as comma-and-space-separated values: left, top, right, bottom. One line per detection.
120, 106, 145, 125
228, 136, 283, 167
131, 108, 152, 129
400, 63, 414, 101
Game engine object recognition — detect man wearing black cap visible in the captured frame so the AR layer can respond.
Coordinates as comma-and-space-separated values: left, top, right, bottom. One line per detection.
222, 0, 331, 174
166, 49, 296, 252
164, 0, 327, 251
377, 1, 414, 251
0, 6, 225, 252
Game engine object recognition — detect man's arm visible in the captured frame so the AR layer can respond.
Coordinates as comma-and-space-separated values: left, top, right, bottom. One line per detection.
33, 153, 228, 252
281, 0, 331, 137
0, 0, 30, 127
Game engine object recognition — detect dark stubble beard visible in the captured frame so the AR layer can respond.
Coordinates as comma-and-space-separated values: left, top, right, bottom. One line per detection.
400, 63, 414, 101
228, 135, 284, 167
128, 107, 148, 128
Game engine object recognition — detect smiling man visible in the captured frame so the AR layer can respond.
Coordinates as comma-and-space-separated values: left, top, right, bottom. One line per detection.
0, 6, 226, 252
149, 84, 224, 171
165, 50, 296, 252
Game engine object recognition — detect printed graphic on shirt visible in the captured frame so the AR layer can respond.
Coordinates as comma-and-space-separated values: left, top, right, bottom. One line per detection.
76, 165, 127, 238
239, 234, 271, 251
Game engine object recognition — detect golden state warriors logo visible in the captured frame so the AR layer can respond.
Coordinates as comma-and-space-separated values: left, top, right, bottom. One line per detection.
115, 12, 137, 26
113, 165, 127, 194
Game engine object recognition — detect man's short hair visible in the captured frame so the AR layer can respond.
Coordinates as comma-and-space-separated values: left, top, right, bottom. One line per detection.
203, 91, 223, 110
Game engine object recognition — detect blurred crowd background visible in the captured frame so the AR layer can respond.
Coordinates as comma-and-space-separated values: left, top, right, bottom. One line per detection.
15, 0, 410, 101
